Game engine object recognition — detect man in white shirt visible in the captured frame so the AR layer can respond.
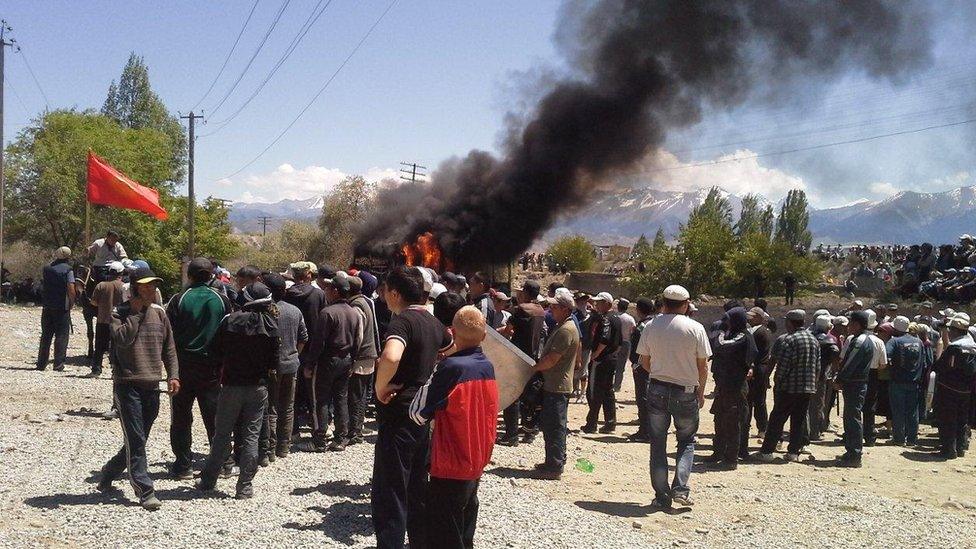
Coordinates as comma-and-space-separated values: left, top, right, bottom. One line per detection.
613, 298, 637, 392
88, 230, 131, 282
862, 309, 888, 446
636, 285, 710, 510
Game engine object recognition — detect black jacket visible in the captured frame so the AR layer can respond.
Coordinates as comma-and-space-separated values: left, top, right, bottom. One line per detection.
210, 301, 280, 386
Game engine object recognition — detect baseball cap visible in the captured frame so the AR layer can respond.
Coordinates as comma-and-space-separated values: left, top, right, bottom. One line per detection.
318, 264, 337, 282
241, 282, 271, 302
430, 282, 448, 300
815, 315, 833, 330
347, 274, 363, 293
593, 291, 613, 303
414, 266, 433, 293
920, 301, 933, 308
107, 261, 125, 274
289, 261, 317, 276
853, 299, 864, 307
520, 280, 541, 295
662, 285, 690, 301
187, 257, 213, 279
892, 316, 911, 333
618, 298, 630, 308
887, 303, 898, 311
864, 309, 878, 330
813, 309, 830, 318
55, 246, 72, 260
785, 309, 806, 322
548, 292, 575, 309
328, 273, 351, 293
850, 311, 870, 328
493, 291, 512, 302
132, 266, 162, 285
832, 315, 849, 327
953, 312, 971, 324
948, 315, 971, 330
747, 307, 767, 321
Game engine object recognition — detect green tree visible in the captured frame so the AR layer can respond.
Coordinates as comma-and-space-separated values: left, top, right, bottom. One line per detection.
102, 53, 187, 182
546, 235, 595, 271
632, 233, 651, 257
4, 110, 237, 292
775, 189, 813, 252
652, 227, 667, 250
759, 204, 775, 239
736, 193, 767, 238
312, 175, 376, 264
688, 187, 733, 229
237, 221, 318, 272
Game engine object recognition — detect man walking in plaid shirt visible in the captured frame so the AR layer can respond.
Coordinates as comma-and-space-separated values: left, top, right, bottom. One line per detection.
754, 310, 820, 462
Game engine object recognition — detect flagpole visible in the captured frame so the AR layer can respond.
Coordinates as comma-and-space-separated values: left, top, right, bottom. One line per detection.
85, 201, 90, 250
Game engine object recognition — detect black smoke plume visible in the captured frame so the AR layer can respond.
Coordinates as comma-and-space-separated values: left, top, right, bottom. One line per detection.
357, 0, 931, 268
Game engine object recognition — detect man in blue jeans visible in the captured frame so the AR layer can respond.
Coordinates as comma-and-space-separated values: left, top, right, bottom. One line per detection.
635, 285, 710, 509
831, 311, 875, 468
532, 289, 580, 480
37, 246, 76, 371
885, 316, 923, 446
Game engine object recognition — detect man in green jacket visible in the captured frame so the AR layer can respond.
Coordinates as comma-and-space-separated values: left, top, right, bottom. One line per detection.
166, 257, 232, 479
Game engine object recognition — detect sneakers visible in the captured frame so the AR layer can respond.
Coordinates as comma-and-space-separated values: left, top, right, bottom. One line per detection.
35, 365, 47, 371
53, 364, 65, 372
699, 453, 723, 464
268, 452, 276, 463
328, 438, 347, 452
752, 452, 775, 463
598, 423, 617, 434
140, 493, 162, 511
258, 455, 270, 467
708, 461, 738, 471
235, 485, 254, 500
275, 444, 290, 459
579, 424, 598, 434
649, 498, 672, 511
836, 454, 862, 468
496, 435, 520, 447
627, 432, 650, 443
347, 435, 364, 446
522, 432, 537, 444
96, 476, 114, 493
171, 467, 194, 480
532, 468, 563, 481
784, 453, 800, 462
672, 494, 694, 507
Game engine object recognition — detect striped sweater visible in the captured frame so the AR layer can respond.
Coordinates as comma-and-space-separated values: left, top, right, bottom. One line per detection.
110, 302, 179, 387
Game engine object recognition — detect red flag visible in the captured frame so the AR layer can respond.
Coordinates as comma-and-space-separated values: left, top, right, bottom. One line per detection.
86, 151, 169, 220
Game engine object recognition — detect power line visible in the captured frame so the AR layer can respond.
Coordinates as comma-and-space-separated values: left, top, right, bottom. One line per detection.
257, 215, 272, 235
200, 0, 335, 136
654, 117, 976, 174
218, 0, 398, 181
206, 0, 291, 118
400, 162, 427, 182
191, 0, 261, 112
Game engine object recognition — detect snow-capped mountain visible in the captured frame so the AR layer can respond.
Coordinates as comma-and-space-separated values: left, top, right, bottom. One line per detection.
228, 196, 323, 233
808, 186, 976, 245
228, 185, 976, 246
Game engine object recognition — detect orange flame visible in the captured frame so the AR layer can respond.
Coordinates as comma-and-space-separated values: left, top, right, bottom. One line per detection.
402, 232, 454, 272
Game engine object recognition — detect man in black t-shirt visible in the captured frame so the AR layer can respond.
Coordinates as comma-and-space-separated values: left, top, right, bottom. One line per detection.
581, 292, 622, 434
372, 266, 452, 549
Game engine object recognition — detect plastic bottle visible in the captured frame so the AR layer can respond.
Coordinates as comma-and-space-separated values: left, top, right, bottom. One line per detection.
575, 458, 594, 473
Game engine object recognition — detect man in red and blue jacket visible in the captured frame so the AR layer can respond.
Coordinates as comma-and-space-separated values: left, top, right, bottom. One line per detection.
409, 305, 498, 549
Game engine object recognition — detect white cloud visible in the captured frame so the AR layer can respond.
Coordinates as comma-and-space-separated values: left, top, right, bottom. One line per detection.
226, 164, 398, 203
868, 181, 899, 197
638, 149, 812, 204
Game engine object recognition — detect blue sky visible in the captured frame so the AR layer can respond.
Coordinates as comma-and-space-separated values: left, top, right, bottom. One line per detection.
3, 1, 976, 208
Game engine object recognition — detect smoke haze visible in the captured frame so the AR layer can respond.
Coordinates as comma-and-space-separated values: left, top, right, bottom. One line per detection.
357, 0, 932, 267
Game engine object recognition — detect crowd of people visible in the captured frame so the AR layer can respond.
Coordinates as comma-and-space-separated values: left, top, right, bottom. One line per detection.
27, 229, 976, 548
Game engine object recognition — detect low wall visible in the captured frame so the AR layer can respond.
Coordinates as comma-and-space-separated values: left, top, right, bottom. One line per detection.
564, 271, 632, 298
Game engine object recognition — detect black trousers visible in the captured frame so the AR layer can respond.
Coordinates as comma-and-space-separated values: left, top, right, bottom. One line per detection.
423, 477, 480, 549
864, 370, 881, 443
347, 372, 372, 439
633, 366, 649, 436
371, 412, 430, 549
759, 392, 811, 455
37, 308, 71, 370
102, 383, 160, 500
169, 377, 220, 474
91, 322, 111, 372
502, 373, 544, 437
743, 376, 769, 448
712, 381, 749, 461
312, 357, 353, 445
585, 360, 616, 428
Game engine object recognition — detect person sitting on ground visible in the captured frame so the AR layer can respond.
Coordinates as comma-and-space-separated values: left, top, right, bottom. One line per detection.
409, 306, 498, 549
97, 267, 179, 511
196, 282, 280, 499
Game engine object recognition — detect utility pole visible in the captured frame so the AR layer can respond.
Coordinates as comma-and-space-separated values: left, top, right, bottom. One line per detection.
212, 198, 234, 209
399, 161, 427, 183
257, 216, 272, 236
0, 22, 14, 279
180, 111, 204, 257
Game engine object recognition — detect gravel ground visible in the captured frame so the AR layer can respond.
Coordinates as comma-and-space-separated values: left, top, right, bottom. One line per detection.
2, 303, 975, 548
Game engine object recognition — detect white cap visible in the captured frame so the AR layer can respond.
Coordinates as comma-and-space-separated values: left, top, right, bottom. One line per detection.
892, 315, 910, 333
814, 309, 830, 318
853, 299, 864, 307
548, 291, 575, 309
535, 294, 548, 304
954, 312, 971, 324
415, 267, 433, 293
688, 303, 699, 312
662, 285, 690, 301
864, 309, 878, 330
593, 291, 613, 303
815, 315, 833, 330
948, 315, 971, 330
55, 246, 72, 260
430, 282, 447, 300
107, 261, 126, 274
832, 316, 849, 326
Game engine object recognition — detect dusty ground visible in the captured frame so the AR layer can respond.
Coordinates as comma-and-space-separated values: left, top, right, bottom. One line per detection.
1, 301, 975, 548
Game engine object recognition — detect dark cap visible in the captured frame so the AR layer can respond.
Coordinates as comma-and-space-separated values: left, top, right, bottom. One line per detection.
520, 280, 541, 297
348, 274, 363, 293
263, 273, 287, 299
242, 282, 271, 302
317, 264, 337, 282
132, 267, 162, 285
850, 311, 870, 328
187, 257, 213, 278
328, 273, 351, 293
